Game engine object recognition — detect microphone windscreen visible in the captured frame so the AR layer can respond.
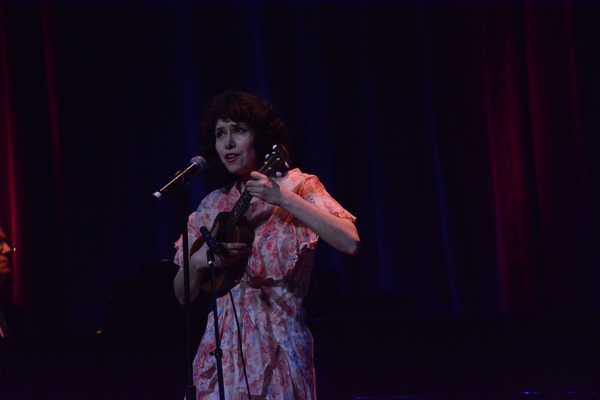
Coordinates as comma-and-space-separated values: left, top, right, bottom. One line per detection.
190, 156, 207, 172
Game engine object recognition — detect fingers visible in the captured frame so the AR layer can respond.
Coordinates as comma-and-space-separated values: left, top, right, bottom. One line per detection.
248, 171, 273, 187
219, 242, 250, 259
190, 242, 249, 270
220, 242, 249, 251
246, 172, 280, 204
250, 171, 265, 180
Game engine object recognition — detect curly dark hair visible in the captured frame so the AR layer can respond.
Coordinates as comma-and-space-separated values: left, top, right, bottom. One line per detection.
199, 91, 290, 188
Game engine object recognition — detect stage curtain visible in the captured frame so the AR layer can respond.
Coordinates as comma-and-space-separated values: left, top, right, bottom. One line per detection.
0, 0, 598, 330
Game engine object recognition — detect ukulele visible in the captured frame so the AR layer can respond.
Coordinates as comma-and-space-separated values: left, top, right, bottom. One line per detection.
189, 144, 289, 297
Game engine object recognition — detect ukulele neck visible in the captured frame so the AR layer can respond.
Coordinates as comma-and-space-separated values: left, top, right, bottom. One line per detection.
217, 189, 252, 243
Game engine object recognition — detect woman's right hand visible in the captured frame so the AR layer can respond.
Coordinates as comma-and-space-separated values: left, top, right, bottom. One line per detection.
190, 241, 250, 271
215, 242, 251, 267
176, 238, 251, 304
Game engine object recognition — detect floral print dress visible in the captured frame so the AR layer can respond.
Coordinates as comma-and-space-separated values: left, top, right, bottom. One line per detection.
175, 168, 356, 400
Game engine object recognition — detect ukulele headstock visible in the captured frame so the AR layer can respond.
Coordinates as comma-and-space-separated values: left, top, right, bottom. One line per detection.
259, 144, 289, 177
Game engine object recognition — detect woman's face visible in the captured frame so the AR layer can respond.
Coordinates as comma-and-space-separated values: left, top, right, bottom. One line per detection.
0, 228, 12, 288
215, 119, 258, 181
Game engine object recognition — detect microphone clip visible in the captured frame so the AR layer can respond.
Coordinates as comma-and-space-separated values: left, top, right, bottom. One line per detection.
200, 226, 224, 257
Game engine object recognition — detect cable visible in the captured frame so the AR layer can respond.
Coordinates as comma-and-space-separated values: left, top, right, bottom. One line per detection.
221, 267, 253, 400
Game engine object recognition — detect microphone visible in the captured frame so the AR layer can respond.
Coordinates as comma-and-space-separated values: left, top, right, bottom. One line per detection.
199, 226, 222, 256
152, 156, 207, 202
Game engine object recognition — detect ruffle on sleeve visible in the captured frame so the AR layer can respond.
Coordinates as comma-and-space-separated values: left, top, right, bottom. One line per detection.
296, 173, 357, 223
248, 207, 317, 282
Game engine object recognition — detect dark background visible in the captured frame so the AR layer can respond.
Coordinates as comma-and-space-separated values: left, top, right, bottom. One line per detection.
1, 1, 599, 399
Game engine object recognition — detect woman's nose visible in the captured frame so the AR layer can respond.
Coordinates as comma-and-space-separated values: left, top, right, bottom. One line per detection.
224, 134, 235, 149
0, 243, 11, 255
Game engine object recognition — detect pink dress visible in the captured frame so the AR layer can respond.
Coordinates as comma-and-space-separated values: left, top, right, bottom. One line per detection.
174, 169, 356, 400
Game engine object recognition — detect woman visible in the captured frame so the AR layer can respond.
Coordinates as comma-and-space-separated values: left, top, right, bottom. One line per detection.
173, 92, 360, 400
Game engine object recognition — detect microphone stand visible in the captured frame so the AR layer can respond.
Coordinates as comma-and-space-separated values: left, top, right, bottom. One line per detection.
179, 186, 197, 400
206, 248, 226, 400
199, 227, 226, 400
176, 179, 224, 400
155, 159, 206, 400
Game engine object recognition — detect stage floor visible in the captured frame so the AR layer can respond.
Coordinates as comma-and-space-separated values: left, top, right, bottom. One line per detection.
1, 312, 599, 400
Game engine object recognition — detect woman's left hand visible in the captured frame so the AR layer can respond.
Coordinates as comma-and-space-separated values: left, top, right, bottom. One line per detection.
246, 171, 285, 206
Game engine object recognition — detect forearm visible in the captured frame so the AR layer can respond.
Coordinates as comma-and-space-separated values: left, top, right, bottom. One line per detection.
173, 245, 208, 304
246, 171, 360, 254
279, 190, 360, 255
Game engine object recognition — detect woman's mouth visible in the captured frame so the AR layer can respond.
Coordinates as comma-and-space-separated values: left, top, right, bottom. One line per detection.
225, 153, 239, 163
